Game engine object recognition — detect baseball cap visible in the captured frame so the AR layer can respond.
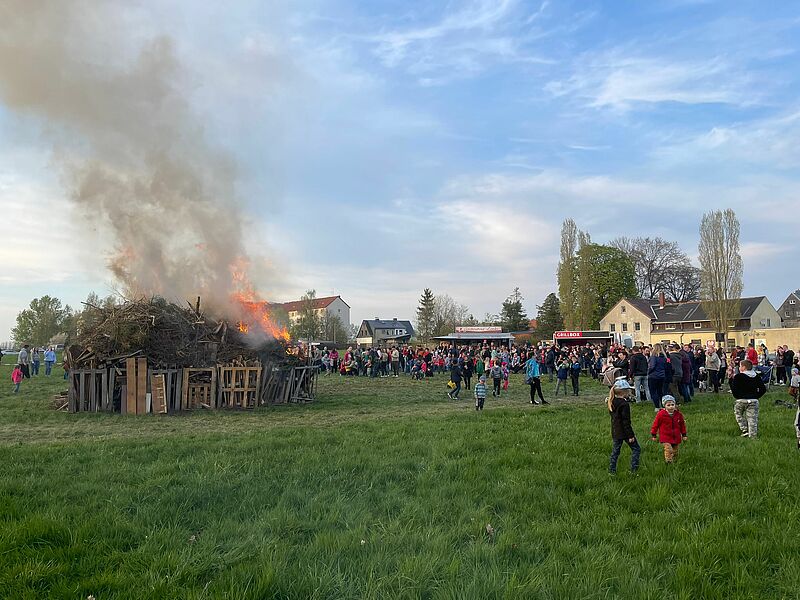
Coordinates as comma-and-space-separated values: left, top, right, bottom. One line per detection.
613, 377, 632, 390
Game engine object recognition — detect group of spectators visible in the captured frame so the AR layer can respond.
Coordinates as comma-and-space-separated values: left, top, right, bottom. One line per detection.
314, 338, 799, 405
6, 344, 61, 394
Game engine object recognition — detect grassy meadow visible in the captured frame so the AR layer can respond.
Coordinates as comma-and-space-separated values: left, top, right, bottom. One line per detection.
1, 357, 799, 599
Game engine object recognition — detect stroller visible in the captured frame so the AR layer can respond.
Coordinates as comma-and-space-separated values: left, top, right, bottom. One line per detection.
756, 365, 773, 391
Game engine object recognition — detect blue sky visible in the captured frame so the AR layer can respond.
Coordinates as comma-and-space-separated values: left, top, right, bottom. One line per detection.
2, 0, 800, 341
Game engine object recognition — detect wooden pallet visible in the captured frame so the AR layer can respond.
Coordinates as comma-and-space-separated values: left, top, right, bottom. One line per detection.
218, 366, 262, 409
68, 369, 109, 413
181, 368, 216, 410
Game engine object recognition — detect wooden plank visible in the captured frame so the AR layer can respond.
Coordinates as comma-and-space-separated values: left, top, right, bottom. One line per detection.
136, 358, 147, 414
180, 369, 189, 411
101, 370, 109, 412
78, 372, 86, 413
68, 372, 77, 413
210, 367, 217, 409
174, 370, 183, 413
254, 367, 262, 408
151, 374, 167, 414
126, 358, 137, 414
89, 372, 97, 412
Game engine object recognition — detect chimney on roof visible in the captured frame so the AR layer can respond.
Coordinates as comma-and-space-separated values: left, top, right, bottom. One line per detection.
659, 292, 666, 309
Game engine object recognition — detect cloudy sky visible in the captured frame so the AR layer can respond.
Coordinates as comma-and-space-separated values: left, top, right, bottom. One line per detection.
1, 0, 799, 342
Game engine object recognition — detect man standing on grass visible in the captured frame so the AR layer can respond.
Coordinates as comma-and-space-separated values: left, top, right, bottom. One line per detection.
630, 346, 650, 404
18, 345, 30, 379
729, 359, 767, 438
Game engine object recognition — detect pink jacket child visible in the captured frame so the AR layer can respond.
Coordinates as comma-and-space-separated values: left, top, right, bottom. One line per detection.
502, 363, 510, 390
12, 365, 23, 393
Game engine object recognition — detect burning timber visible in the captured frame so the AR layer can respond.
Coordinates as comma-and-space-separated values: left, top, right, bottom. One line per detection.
64, 297, 318, 414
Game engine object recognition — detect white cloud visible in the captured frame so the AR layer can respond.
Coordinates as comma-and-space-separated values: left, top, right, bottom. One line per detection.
366, 0, 552, 84
547, 52, 757, 110
656, 110, 800, 169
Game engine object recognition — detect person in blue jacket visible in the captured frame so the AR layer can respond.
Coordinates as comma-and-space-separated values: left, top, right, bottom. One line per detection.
648, 343, 668, 411
44, 346, 57, 376
525, 351, 548, 405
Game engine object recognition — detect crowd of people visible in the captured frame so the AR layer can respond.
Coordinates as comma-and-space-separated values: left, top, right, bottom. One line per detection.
5, 344, 61, 393
313, 337, 800, 452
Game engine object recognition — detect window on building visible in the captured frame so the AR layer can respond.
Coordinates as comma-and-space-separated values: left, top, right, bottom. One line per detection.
694, 322, 702, 329
787, 311, 791, 317
610, 324, 616, 332
790, 299, 796, 305
766, 319, 771, 327
622, 323, 628, 332
665, 324, 676, 330
621, 305, 626, 314
634, 322, 641, 331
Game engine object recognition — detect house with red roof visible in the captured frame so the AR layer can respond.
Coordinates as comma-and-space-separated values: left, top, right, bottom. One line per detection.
276, 295, 351, 329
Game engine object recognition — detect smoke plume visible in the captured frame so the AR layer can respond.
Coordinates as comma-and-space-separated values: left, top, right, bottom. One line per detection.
0, 1, 256, 315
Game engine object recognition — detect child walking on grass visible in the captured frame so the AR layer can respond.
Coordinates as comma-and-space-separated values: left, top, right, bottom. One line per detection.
608, 379, 639, 475
650, 395, 687, 464
555, 358, 569, 396
11, 364, 22, 394
502, 362, 510, 391
474, 375, 488, 411
490, 360, 503, 397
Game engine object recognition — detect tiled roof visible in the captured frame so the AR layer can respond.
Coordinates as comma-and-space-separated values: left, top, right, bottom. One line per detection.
620, 296, 768, 323
280, 295, 344, 313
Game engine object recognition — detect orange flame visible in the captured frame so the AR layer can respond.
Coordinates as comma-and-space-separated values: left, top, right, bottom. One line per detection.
229, 258, 290, 342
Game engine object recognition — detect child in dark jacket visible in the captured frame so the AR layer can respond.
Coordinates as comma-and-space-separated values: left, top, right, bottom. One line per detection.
608, 379, 640, 474
489, 360, 503, 397
650, 395, 687, 463
729, 359, 767, 438
555, 359, 569, 396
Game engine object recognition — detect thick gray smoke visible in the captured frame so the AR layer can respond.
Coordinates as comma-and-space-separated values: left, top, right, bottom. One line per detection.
0, 1, 252, 314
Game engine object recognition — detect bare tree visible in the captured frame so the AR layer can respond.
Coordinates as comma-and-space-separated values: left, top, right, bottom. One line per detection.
557, 219, 578, 329
698, 209, 743, 333
662, 265, 701, 303
610, 236, 696, 300
432, 294, 471, 336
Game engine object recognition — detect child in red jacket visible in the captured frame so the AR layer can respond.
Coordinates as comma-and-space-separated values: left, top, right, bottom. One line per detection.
650, 395, 687, 463
11, 364, 23, 394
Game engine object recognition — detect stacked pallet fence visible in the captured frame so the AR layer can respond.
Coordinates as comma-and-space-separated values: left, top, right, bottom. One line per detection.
68, 363, 317, 414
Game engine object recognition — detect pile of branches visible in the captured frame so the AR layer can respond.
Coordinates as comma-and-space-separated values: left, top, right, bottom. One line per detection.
70, 296, 295, 369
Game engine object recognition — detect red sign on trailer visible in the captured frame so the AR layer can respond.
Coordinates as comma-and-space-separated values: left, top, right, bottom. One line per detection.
553, 330, 614, 346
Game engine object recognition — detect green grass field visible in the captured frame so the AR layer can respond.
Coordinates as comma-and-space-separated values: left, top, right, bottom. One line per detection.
1, 358, 799, 599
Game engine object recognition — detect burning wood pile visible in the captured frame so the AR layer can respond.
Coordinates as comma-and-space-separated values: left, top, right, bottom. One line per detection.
69, 296, 287, 369
65, 296, 318, 414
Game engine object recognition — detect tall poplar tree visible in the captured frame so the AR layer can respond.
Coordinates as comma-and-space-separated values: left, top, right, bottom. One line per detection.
698, 209, 743, 334
557, 219, 578, 329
